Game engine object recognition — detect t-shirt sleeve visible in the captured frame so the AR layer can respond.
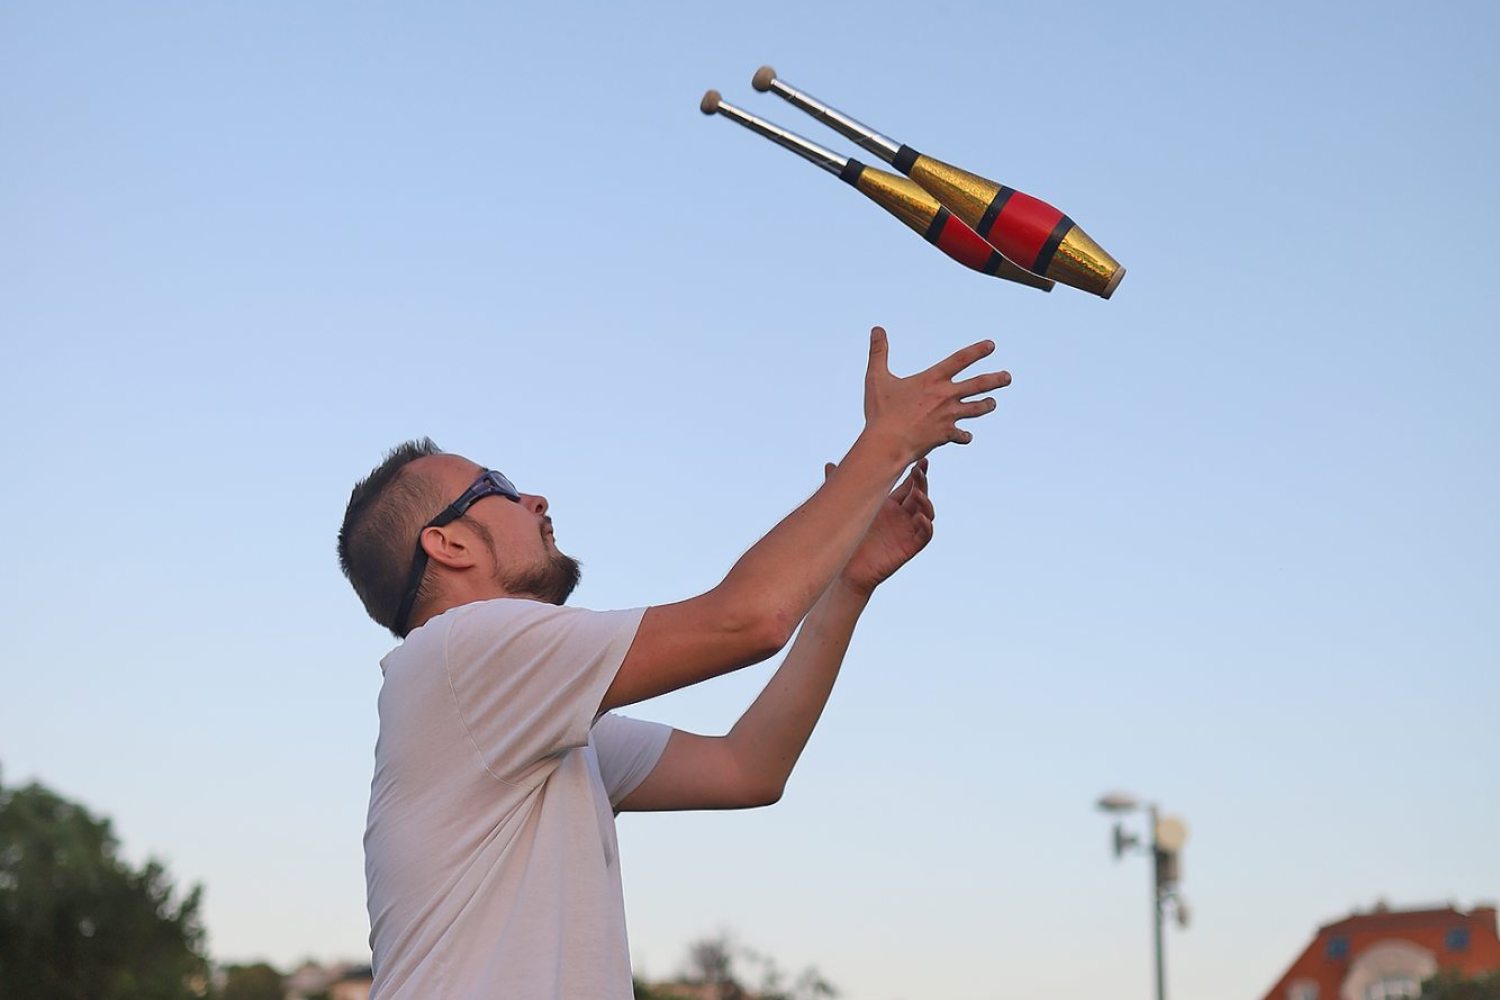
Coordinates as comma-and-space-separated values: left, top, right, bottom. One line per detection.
443, 599, 645, 784
591, 712, 673, 807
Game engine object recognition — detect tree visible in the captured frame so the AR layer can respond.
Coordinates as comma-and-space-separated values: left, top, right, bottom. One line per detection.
646, 933, 837, 1000
1422, 971, 1500, 1000
0, 767, 210, 999
742, 948, 836, 1000
634, 975, 678, 1000
219, 963, 285, 1000
686, 935, 747, 1000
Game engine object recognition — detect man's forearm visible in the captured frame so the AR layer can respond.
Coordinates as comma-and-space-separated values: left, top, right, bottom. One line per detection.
715, 430, 904, 644
723, 578, 870, 800
601, 433, 905, 711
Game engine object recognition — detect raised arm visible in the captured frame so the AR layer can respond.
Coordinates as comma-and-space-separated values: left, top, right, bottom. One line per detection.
600, 328, 1007, 710
618, 459, 936, 810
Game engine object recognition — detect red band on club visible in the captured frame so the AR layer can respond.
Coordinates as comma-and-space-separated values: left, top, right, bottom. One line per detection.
933, 213, 999, 272
981, 189, 1066, 271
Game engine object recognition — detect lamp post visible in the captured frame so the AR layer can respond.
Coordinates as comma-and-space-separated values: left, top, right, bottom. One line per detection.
1096, 792, 1189, 1000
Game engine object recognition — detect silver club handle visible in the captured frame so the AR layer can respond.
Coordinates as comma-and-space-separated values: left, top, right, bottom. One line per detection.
712, 98, 850, 178
763, 76, 902, 165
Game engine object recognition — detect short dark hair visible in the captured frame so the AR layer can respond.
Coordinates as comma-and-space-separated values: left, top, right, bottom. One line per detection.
338, 438, 447, 638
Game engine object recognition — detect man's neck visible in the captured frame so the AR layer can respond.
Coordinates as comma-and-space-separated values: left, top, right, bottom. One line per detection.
411, 584, 553, 633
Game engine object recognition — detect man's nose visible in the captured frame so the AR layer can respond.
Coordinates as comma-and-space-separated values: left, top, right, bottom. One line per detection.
521, 493, 548, 516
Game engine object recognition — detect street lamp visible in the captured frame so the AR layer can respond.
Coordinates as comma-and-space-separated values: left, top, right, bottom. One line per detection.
1096, 792, 1190, 1000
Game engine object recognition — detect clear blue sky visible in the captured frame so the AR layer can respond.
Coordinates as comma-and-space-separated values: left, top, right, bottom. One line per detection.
2, 2, 1496, 998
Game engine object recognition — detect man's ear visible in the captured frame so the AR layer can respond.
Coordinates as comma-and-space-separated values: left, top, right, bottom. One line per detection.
421, 524, 479, 571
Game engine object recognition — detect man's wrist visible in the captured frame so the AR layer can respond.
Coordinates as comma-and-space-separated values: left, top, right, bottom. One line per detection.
849, 425, 913, 476
832, 573, 878, 603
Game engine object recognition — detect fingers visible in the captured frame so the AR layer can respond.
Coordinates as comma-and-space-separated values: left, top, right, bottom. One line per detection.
891, 470, 917, 505
902, 479, 935, 521
926, 339, 995, 380
907, 462, 934, 517
954, 397, 999, 420
947, 427, 975, 445
954, 370, 1012, 398
866, 326, 890, 377
899, 460, 927, 501
892, 455, 931, 502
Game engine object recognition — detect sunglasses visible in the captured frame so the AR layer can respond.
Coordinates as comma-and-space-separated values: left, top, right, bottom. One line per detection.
394, 469, 520, 636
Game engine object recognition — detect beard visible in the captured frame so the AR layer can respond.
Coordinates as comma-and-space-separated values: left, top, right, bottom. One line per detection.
502, 550, 581, 606
469, 517, 582, 606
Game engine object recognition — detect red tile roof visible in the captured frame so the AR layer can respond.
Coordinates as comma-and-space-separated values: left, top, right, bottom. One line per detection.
1258, 903, 1500, 1000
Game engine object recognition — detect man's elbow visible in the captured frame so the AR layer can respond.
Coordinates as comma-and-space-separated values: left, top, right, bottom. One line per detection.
720, 607, 794, 665
703, 580, 800, 662
745, 604, 798, 660
740, 778, 785, 809
747, 627, 792, 665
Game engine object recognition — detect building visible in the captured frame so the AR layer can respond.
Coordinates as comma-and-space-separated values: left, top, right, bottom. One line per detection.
326, 965, 374, 1000
1260, 901, 1500, 1000
284, 960, 373, 1000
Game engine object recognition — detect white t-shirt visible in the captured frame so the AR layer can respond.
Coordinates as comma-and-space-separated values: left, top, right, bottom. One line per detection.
365, 598, 671, 999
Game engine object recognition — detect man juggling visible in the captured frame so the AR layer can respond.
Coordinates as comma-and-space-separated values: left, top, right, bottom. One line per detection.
336, 327, 1011, 999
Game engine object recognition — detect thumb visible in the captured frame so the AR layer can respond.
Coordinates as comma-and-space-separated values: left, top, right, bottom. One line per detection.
866, 325, 889, 376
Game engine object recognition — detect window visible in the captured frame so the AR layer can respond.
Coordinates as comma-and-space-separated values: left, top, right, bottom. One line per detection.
1326, 936, 1350, 959
1367, 975, 1419, 1000
1446, 927, 1470, 951
1289, 981, 1320, 1000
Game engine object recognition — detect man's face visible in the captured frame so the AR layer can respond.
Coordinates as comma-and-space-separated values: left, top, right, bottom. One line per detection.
420, 455, 581, 605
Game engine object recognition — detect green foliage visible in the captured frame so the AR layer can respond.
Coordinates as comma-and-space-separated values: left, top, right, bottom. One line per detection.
219, 963, 285, 1000
639, 933, 838, 1000
633, 976, 678, 1000
1422, 970, 1500, 1000
0, 767, 210, 1000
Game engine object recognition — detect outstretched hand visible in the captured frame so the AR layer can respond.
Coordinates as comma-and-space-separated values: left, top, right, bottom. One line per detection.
863, 325, 1011, 461
833, 458, 935, 597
